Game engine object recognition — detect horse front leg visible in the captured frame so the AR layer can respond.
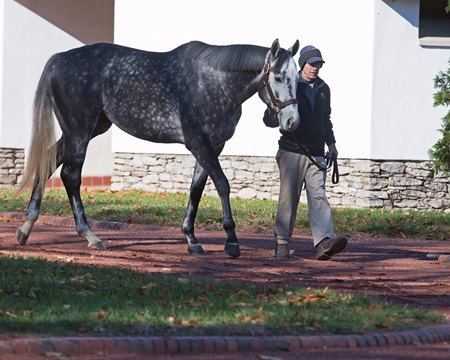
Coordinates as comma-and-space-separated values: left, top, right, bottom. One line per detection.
189, 146, 240, 258
215, 176, 240, 258
182, 161, 208, 255
60, 160, 105, 250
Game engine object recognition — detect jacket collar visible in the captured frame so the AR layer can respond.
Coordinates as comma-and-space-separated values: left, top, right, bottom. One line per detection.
298, 74, 324, 88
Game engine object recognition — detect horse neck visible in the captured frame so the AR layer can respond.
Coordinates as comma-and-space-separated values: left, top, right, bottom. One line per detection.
232, 71, 262, 104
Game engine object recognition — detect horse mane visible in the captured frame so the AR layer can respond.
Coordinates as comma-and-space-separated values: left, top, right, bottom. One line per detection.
187, 41, 269, 72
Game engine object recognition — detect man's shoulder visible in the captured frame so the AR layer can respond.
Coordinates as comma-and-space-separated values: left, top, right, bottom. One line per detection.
317, 77, 330, 93
316, 76, 328, 87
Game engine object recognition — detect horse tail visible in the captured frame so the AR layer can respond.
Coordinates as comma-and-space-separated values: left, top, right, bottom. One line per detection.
19, 56, 58, 194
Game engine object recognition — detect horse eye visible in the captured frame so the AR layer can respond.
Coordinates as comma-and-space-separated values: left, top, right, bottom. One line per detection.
274, 76, 283, 83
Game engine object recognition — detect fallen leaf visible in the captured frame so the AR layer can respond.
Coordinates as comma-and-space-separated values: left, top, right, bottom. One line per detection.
168, 316, 182, 325
2, 310, 17, 318
257, 355, 282, 360
203, 283, 214, 291
177, 278, 190, 284
90, 310, 107, 320
44, 351, 68, 360
138, 286, 150, 296
70, 273, 93, 283
27, 288, 38, 299
288, 293, 327, 305
375, 322, 389, 329
197, 295, 211, 305
230, 289, 249, 298
182, 319, 198, 327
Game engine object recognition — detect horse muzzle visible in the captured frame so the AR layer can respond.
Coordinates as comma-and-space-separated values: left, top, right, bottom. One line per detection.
279, 109, 300, 132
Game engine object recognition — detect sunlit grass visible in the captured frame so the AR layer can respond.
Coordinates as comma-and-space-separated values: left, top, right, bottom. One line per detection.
0, 188, 448, 240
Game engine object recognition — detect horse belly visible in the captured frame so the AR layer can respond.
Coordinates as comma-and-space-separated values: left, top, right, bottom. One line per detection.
105, 106, 185, 144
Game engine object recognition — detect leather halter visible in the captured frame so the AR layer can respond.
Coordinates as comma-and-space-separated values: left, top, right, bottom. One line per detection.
261, 63, 298, 115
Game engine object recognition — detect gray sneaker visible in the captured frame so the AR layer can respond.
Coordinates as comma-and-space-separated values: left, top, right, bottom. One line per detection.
275, 244, 290, 258
315, 237, 348, 260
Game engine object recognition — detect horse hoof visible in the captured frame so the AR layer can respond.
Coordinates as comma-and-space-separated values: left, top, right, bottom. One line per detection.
16, 228, 29, 245
224, 243, 241, 258
188, 244, 206, 255
88, 241, 107, 250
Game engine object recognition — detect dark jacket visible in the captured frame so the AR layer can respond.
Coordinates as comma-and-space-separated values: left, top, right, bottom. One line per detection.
276, 75, 336, 156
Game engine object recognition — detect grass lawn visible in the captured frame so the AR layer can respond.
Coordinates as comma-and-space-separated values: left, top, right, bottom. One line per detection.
0, 255, 444, 337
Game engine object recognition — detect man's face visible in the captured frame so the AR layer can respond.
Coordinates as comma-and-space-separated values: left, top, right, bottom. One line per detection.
301, 61, 323, 82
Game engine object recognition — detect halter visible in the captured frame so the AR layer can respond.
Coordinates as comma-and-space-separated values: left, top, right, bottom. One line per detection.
260, 63, 298, 115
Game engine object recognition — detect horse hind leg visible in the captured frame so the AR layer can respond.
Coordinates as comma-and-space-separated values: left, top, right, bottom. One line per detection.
16, 139, 64, 245
16, 187, 43, 245
66, 111, 112, 249
60, 146, 106, 250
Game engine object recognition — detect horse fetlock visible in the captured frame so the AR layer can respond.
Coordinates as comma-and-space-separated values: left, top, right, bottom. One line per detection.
224, 243, 241, 258
181, 223, 194, 236
188, 244, 206, 255
16, 228, 29, 245
223, 219, 236, 232
184, 232, 199, 247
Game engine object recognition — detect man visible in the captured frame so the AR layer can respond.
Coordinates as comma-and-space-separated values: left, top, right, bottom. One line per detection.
264, 45, 348, 260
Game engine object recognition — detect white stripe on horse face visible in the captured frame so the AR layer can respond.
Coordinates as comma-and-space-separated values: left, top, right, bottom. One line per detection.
272, 56, 300, 132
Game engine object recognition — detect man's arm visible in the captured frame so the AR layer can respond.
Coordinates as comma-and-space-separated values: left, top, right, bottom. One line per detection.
324, 84, 338, 158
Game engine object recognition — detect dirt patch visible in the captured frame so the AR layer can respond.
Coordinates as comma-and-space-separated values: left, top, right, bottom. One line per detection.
1, 213, 449, 321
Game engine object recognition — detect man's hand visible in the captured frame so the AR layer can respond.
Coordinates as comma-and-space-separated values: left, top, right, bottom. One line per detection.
326, 143, 338, 160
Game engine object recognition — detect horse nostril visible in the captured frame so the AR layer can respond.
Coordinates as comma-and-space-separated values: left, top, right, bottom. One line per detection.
286, 117, 294, 130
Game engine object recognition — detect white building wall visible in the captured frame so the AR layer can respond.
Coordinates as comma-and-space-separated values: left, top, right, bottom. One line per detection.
0, 2, 4, 142
0, 0, 81, 148
113, 0, 375, 159
371, 0, 449, 160
0, 0, 112, 177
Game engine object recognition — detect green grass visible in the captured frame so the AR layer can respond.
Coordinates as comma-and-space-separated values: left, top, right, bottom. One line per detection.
0, 188, 448, 240
0, 255, 444, 337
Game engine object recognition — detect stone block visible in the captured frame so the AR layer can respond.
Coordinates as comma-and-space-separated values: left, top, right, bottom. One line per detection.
394, 199, 419, 208
405, 168, 433, 178
142, 156, 160, 166
369, 177, 389, 190
423, 181, 447, 192
389, 176, 422, 187
381, 162, 405, 174
236, 187, 256, 199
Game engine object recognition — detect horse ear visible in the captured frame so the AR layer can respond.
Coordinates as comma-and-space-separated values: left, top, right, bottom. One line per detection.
288, 40, 300, 57
270, 39, 280, 58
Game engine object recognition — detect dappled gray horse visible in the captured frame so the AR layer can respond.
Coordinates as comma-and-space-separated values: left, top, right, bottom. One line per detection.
17, 39, 300, 258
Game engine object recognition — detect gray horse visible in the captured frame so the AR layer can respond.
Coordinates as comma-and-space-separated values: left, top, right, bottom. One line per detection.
18, 39, 300, 258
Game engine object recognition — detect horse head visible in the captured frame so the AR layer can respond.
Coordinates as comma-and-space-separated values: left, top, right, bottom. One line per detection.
258, 39, 300, 132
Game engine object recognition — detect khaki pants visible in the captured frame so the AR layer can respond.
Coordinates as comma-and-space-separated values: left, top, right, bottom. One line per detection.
274, 149, 334, 247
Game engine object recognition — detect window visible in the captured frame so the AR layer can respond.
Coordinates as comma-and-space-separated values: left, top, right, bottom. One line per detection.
419, 0, 450, 47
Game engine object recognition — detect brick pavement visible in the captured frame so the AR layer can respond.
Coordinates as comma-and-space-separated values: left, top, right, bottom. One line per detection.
0, 325, 449, 357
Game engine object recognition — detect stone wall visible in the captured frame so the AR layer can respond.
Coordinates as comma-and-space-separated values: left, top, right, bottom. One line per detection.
112, 153, 449, 211
326, 159, 449, 210
0, 148, 24, 188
